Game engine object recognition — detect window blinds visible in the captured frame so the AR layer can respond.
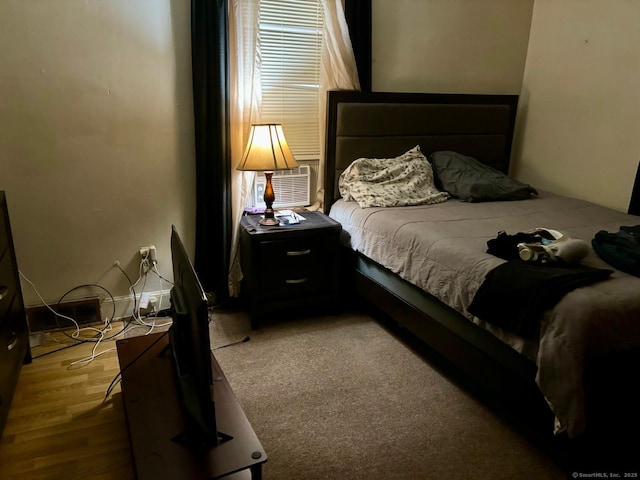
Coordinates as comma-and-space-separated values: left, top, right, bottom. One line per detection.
259, 0, 323, 160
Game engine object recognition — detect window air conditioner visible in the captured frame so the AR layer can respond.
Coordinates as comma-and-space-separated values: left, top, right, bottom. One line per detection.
252, 165, 311, 209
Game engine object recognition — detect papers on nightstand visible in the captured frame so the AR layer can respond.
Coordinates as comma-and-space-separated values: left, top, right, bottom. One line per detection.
275, 210, 306, 225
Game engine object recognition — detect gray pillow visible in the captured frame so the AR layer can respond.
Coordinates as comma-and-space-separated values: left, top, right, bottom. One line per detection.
429, 150, 537, 202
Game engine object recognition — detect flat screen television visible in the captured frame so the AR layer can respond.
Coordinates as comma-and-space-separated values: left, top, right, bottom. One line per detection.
168, 225, 230, 448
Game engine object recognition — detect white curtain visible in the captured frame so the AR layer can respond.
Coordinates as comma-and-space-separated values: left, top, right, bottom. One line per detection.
228, 0, 261, 297
315, 0, 361, 210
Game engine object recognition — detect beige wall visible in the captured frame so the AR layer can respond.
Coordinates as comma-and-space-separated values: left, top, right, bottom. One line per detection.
512, 0, 640, 212
372, 0, 534, 94
0, 1, 195, 315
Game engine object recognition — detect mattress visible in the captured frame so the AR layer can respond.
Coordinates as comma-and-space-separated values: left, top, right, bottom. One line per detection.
329, 190, 640, 438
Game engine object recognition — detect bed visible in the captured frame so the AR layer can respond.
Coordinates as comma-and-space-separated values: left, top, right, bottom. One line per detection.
322, 90, 640, 466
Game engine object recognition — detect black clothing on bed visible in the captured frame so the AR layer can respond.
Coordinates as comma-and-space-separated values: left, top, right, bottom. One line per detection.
468, 261, 613, 339
486, 230, 556, 260
592, 225, 640, 277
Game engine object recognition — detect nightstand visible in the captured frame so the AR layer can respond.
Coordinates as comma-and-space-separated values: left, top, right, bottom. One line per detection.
239, 211, 342, 329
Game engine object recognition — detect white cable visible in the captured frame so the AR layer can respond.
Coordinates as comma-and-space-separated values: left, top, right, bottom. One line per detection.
68, 331, 108, 367
19, 269, 131, 368
126, 257, 149, 326
21, 247, 171, 366
151, 264, 173, 285
130, 258, 146, 290
114, 260, 173, 339
133, 262, 172, 334
151, 264, 168, 316
19, 270, 106, 340
70, 347, 116, 367
135, 267, 148, 324
21, 264, 172, 369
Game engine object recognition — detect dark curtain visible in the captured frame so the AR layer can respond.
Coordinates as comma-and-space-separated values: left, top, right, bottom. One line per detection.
344, 0, 372, 92
191, 0, 231, 300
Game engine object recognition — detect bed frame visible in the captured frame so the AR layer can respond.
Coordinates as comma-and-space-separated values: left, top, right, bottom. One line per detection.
322, 90, 640, 468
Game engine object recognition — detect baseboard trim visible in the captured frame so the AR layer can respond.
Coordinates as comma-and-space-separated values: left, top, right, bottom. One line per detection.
102, 289, 173, 320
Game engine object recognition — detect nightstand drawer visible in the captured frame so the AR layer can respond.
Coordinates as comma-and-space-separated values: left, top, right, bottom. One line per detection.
260, 265, 332, 298
257, 234, 335, 271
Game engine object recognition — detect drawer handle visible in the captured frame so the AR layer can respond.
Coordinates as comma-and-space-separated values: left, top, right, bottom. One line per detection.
286, 249, 310, 256
7, 333, 18, 351
0, 285, 8, 301
285, 277, 308, 284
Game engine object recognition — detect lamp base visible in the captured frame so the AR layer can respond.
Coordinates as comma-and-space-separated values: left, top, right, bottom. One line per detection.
259, 172, 279, 226
259, 214, 279, 226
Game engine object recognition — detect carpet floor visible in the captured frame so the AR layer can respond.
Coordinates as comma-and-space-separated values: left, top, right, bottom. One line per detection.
209, 307, 564, 480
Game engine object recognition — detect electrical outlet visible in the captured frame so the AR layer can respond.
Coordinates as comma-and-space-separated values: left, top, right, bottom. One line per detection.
139, 245, 157, 264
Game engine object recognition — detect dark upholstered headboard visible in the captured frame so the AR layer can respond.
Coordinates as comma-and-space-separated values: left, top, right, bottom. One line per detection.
323, 91, 519, 213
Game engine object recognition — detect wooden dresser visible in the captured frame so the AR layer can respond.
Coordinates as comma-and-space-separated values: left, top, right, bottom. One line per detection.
0, 192, 31, 436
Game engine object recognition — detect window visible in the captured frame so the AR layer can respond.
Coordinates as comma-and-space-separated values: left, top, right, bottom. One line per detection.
259, 0, 324, 160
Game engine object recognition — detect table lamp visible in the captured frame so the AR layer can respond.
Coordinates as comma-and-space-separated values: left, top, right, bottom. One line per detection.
237, 124, 299, 226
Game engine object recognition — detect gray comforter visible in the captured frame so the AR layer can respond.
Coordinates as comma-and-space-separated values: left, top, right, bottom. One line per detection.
329, 191, 640, 438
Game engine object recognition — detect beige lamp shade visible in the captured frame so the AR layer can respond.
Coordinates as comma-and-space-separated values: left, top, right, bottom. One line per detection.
236, 124, 298, 172
237, 124, 298, 226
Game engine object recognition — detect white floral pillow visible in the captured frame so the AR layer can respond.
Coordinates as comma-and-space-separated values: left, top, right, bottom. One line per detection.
339, 145, 449, 208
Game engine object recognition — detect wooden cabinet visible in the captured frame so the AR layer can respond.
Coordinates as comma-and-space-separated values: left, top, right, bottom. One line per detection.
117, 333, 267, 480
0, 192, 32, 436
240, 211, 342, 328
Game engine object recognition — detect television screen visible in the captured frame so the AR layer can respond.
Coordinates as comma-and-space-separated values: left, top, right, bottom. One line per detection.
168, 225, 230, 448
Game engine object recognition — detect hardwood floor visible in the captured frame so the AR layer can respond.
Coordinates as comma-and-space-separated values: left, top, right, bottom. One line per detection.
0, 325, 137, 480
